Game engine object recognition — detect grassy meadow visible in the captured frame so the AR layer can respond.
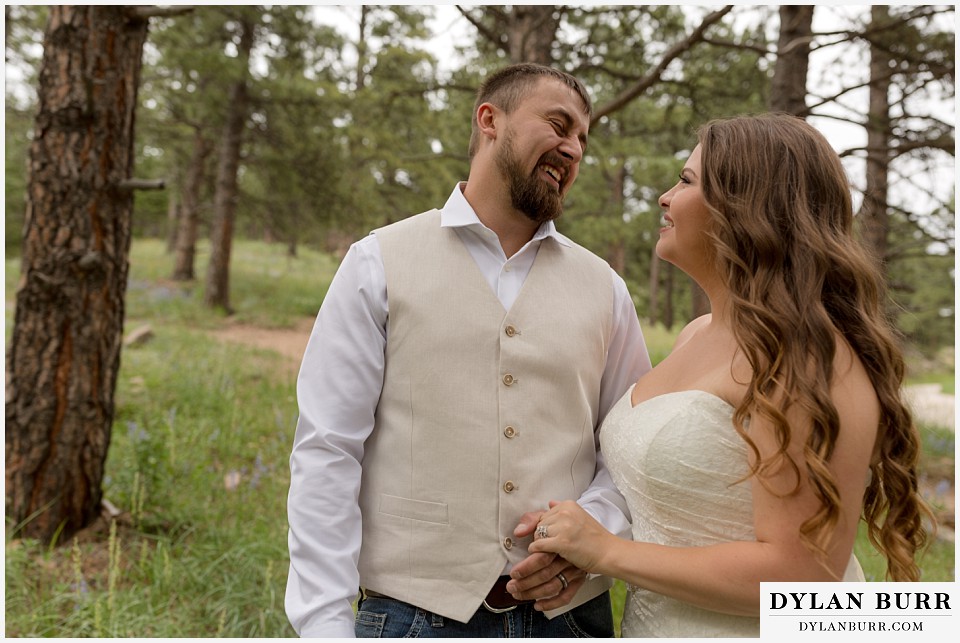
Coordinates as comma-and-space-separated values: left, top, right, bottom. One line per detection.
4, 238, 955, 637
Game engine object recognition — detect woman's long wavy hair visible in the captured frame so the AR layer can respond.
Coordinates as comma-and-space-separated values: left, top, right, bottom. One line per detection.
697, 113, 929, 580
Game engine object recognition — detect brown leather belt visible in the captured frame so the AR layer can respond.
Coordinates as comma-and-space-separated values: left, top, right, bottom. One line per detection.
481, 575, 535, 612
362, 576, 534, 614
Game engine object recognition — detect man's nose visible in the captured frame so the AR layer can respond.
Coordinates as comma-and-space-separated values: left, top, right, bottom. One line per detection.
558, 135, 583, 164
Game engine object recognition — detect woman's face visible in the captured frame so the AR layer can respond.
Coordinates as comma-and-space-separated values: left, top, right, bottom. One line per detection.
656, 144, 715, 277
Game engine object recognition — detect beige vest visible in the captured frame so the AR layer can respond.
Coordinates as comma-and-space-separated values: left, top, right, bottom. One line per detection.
358, 210, 615, 623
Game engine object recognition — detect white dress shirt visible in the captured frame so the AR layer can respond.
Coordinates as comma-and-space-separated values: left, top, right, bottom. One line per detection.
285, 184, 651, 637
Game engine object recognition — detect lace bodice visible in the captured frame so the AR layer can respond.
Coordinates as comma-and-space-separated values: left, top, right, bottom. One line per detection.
600, 388, 862, 638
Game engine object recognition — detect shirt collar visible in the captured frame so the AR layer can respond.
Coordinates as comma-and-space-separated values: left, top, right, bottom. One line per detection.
439, 182, 572, 247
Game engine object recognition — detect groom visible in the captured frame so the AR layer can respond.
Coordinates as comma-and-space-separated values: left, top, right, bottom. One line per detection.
285, 62, 651, 637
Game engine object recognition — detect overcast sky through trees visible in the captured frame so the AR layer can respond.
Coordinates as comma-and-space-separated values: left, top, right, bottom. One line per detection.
308, 3, 954, 236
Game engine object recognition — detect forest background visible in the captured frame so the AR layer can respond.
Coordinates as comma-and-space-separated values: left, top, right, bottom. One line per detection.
3, 3, 956, 637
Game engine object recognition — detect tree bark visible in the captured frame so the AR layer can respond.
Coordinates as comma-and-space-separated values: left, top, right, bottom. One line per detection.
356, 5, 369, 90
5, 5, 149, 543
663, 262, 674, 329
606, 163, 627, 275
858, 5, 893, 268
770, 5, 814, 115
507, 5, 560, 64
172, 129, 211, 281
165, 190, 180, 253
691, 278, 710, 319
203, 18, 254, 311
648, 246, 660, 326
459, 5, 561, 65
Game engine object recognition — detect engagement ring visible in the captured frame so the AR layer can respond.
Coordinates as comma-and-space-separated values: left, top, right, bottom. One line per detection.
535, 524, 549, 539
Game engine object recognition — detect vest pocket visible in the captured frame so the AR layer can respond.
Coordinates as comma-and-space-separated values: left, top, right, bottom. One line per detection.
378, 493, 449, 524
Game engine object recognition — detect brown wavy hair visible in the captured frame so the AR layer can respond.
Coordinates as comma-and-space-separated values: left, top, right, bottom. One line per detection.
696, 113, 930, 580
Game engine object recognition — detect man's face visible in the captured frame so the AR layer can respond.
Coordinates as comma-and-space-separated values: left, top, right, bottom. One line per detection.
494, 79, 590, 224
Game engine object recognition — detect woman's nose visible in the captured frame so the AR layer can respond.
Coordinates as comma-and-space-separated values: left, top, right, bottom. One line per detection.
658, 189, 671, 209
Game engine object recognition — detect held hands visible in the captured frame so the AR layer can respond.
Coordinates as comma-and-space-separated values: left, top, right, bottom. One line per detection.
506, 502, 613, 611
527, 500, 611, 573
506, 509, 585, 611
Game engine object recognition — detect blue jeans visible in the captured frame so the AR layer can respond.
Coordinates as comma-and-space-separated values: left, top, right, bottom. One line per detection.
355, 591, 613, 638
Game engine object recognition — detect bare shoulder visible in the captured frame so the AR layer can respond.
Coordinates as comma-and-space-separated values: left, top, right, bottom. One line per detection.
830, 337, 881, 465
831, 339, 880, 417
673, 314, 712, 350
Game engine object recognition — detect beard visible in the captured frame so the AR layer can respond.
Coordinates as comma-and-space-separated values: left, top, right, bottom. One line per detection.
495, 130, 565, 224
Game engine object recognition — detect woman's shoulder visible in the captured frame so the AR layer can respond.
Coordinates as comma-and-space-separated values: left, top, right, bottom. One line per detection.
672, 314, 712, 350
831, 336, 882, 425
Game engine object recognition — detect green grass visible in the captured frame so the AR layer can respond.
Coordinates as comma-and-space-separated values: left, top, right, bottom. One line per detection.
5, 239, 306, 636
855, 520, 955, 583
907, 370, 956, 395
124, 238, 338, 328
5, 324, 298, 636
4, 238, 955, 636
638, 321, 679, 366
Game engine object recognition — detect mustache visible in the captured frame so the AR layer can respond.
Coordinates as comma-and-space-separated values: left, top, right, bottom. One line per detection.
537, 153, 571, 177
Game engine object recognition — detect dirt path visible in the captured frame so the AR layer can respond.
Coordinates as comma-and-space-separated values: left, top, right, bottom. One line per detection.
210, 317, 315, 374
903, 384, 955, 432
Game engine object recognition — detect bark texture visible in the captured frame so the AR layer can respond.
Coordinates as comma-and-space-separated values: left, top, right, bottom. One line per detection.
457, 5, 561, 65
172, 129, 211, 280
506, 5, 560, 64
770, 5, 814, 115
859, 5, 893, 266
203, 18, 254, 311
6, 5, 149, 543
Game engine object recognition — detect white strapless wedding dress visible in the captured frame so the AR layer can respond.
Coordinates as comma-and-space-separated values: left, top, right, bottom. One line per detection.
600, 387, 864, 638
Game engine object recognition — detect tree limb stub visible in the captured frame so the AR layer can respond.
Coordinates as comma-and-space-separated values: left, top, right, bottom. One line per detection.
117, 178, 165, 191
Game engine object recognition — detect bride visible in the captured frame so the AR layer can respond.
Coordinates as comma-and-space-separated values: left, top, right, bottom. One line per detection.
515, 114, 930, 637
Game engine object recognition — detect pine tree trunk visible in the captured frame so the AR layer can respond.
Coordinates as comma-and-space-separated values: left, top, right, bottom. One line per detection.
691, 278, 710, 319
663, 262, 675, 329
606, 163, 626, 275
648, 246, 660, 326
172, 129, 211, 281
5, 5, 149, 544
165, 192, 180, 253
859, 5, 893, 267
203, 19, 254, 311
506, 6, 560, 64
770, 6, 814, 115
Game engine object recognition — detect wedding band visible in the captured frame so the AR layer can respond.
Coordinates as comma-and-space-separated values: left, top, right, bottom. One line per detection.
535, 524, 549, 539
557, 572, 569, 590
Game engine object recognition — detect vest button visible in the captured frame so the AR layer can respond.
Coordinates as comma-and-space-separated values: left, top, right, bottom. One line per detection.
503, 537, 514, 550
504, 426, 517, 438
502, 374, 515, 386
503, 481, 516, 493
504, 325, 518, 337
